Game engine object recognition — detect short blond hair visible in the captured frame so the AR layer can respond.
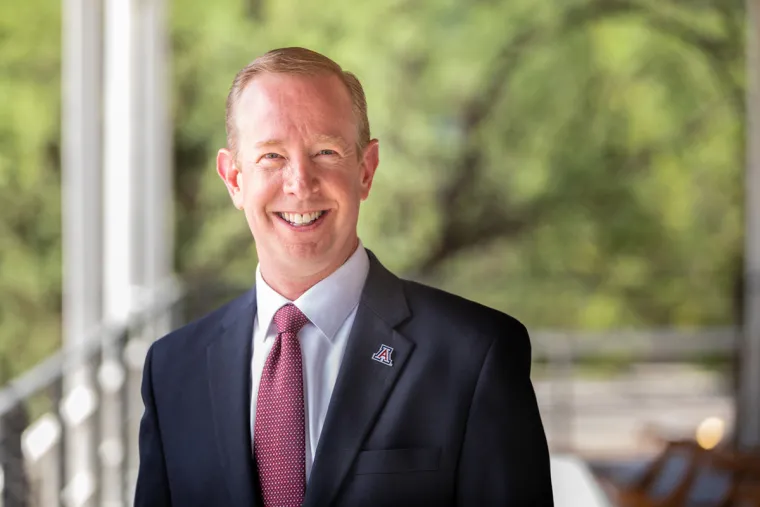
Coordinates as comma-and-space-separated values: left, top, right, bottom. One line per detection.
225, 47, 370, 157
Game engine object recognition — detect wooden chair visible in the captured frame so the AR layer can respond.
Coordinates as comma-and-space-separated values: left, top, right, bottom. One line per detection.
718, 451, 760, 507
681, 448, 758, 507
615, 439, 705, 507
732, 480, 760, 507
611, 442, 760, 507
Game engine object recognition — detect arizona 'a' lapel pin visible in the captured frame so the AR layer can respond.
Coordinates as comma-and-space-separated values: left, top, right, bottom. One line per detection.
371, 344, 394, 366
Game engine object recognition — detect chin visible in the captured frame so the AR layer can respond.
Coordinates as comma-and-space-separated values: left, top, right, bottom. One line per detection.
278, 242, 333, 268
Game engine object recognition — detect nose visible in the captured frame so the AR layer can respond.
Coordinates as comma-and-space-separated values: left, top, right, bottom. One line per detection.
282, 154, 319, 198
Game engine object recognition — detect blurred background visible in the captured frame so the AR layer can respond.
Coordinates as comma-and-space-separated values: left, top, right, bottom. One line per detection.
1, 0, 758, 505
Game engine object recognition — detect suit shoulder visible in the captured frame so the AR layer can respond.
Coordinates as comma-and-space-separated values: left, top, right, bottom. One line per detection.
150, 289, 253, 359
400, 279, 527, 339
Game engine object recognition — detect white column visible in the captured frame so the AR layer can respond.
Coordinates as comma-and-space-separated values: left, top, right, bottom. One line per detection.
139, 0, 173, 294
127, 0, 174, 498
741, 0, 760, 448
61, 0, 102, 505
103, 0, 138, 322
102, 0, 139, 503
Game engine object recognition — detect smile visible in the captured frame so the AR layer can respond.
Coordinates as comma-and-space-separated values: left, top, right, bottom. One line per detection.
276, 210, 328, 227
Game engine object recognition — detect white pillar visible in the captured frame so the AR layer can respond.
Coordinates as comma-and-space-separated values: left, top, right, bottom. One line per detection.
102, 0, 138, 503
61, 0, 102, 504
139, 0, 174, 295
103, 0, 138, 322
128, 0, 174, 498
741, 0, 760, 448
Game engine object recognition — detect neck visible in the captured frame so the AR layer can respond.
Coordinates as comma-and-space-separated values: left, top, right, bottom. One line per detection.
259, 239, 359, 300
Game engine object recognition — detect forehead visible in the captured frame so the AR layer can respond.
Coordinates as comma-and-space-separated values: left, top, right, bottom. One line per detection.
234, 72, 355, 145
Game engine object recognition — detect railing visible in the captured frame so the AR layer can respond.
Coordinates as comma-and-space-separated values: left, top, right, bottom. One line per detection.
532, 327, 739, 459
0, 280, 741, 505
0, 279, 184, 507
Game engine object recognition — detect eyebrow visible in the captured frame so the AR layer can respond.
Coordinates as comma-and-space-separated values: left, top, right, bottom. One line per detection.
253, 135, 352, 151
313, 134, 350, 148
254, 139, 285, 149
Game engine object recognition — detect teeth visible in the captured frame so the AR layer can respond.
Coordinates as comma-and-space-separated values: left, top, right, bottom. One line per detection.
278, 211, 324, 226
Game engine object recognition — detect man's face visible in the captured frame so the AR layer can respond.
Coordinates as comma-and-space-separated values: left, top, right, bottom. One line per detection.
217, 72, 379, 281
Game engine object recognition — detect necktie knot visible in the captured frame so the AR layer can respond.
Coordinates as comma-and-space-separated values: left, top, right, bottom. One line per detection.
273, 303, 309, 335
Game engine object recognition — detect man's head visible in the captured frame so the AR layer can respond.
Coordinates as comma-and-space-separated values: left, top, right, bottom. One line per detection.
217, 47, 379, 292
224, 47, 372, 158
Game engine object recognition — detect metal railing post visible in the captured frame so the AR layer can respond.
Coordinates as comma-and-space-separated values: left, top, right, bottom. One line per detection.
0, 398, 30, 507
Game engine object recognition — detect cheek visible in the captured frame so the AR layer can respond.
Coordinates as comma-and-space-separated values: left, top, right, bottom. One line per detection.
328, 167, 364, 197
243, 172, 280, 214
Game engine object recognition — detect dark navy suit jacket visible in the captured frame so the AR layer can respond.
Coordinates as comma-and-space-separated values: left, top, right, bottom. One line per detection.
135, 252, 553, 506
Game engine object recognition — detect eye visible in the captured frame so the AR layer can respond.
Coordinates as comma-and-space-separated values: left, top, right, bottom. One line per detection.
316, 149, 338, 156
262, 153, 282, 160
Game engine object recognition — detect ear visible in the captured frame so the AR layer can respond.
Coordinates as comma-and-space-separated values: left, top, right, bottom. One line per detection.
359, 139, 379, 201
217, 148, 245, 210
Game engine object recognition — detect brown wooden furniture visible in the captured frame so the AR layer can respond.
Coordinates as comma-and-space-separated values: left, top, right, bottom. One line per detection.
615, 439, 705, 507
609, 441, 760, 507
732, 480, 760, 507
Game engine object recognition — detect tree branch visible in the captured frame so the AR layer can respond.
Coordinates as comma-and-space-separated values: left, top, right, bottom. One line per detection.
418, 0, 643, 277
413, 0, 745, 278
610, 0, 744, 118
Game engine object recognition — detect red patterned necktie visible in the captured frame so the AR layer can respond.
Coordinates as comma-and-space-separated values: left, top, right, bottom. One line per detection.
254, 303, 310, 507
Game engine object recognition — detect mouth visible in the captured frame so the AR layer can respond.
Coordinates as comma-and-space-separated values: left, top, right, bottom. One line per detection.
275, 210, 329, 228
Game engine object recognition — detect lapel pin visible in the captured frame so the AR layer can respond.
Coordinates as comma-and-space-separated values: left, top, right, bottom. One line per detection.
372, 344, 394, 366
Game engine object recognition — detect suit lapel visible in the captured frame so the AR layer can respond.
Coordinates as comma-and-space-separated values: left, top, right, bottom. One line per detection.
304, 252, 414, 507
207, 288, 259, 507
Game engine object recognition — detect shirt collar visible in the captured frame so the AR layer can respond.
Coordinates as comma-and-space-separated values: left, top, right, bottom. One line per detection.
255, 241, 370, 342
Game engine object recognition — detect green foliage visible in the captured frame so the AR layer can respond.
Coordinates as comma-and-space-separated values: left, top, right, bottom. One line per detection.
0, 1, 62, 376
172, 0, 745, 330
0, 0, 747, 374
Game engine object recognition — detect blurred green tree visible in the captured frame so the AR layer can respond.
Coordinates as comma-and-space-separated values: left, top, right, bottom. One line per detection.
0, 1, 63, 376
173, 0, 745, 329
0, 0, 746, 376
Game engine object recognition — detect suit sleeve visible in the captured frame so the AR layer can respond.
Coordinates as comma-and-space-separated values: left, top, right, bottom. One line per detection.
456, 323, 554, 506
134, 344, 172, 506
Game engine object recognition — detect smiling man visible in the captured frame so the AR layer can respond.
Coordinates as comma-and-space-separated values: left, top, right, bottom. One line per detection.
135, 47, 553, 507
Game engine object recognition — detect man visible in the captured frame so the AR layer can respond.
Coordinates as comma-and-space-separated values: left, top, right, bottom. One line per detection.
135, 47, 553, 506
